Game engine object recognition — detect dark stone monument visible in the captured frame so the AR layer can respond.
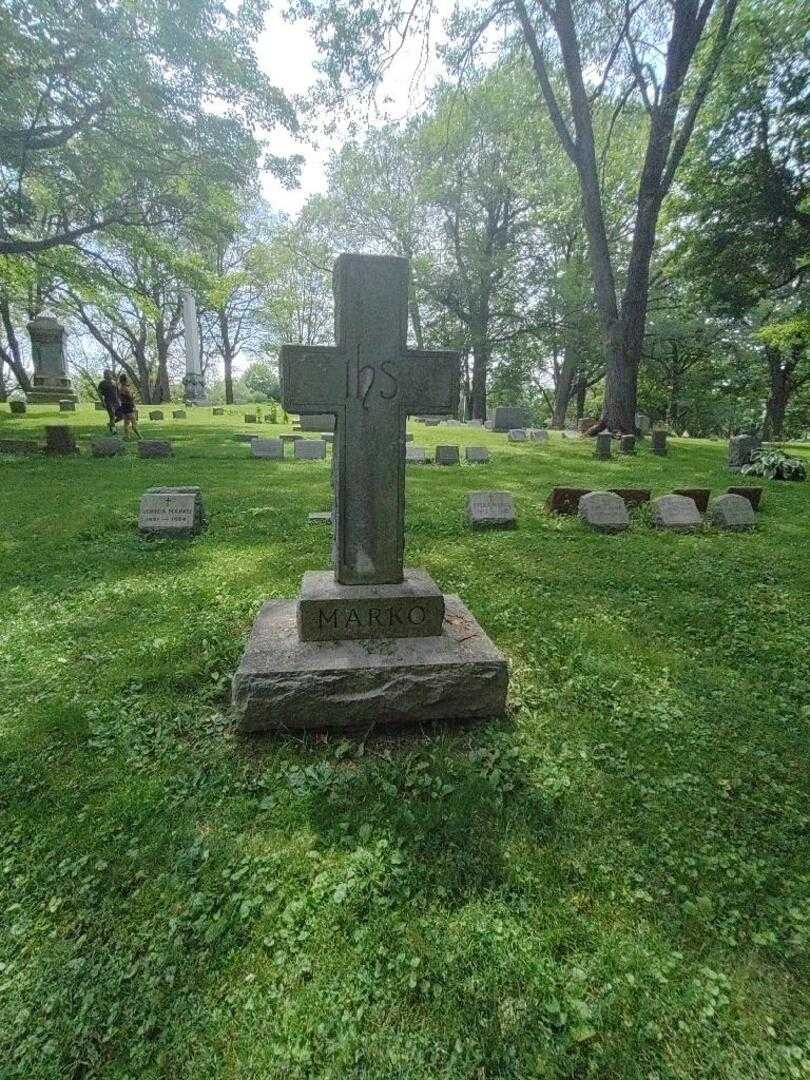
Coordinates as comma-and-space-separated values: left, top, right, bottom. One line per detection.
620, 434, 636, 455
232, 253, 507, 732
609, 488, 651, 509
711, 493, 755, 530
727, 486, 763, 510
9, 400, 26, 415
546, 486, 592, 514
728, 435, 761, 471
44, 425, 78, 455
673, 488, 710, 513
492, 406, 531, 431
149, 410, 164, 421
172, 410, 186, 420
26, 316, 77, 404
595, 432, 612, 459
91, 437, 125, 457
0, 438, 39, 454
465, 446, 490, 463
435, 444, 460, 465
138, 440, 173, 459
652, 429, 667, 456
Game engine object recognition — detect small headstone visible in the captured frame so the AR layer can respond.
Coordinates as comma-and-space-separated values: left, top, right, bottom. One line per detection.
595, 432, 612, 459
492, 406, 531, 431
252, 438, 284, 459
466, 419, 483, 427
507, 428, 527, 442
726, 486, 763, 511
294, 439, 326, 460
9, 400, 26, 415
435, 444, 460, 465
279, 433, 304, 444
0, 438, 39, 454
232, 433, 257, 443
308, 511, 333, 525
635, 412, 651, 435
728, 434, 760, 471
651, 494, 702, 532
59, 399, 75, 412
172, 410, 186, 419
44, 425, 77, 455
710, 493, 756, 530
546, 486, 592, 514
467, 490, 516, 530
578, 491, 629, 533
609, 488, 651, 509
484, 420, 495, 431
149, 410, 164, 420
212, 407, 224, 416
405, 445, 428, 463
620, 434, 636, 455
138, 486, 205, 536
244, 413, 258, 424
321, 433, 335, 444
298, 413, 335, 432
91, 437, 125, 458
424, 418, 440, 426
465, 446, 490, 463
138, 440, 173, 459
527, 428, 548, 441
673, 488, 710, 513
651, 430, 667, 456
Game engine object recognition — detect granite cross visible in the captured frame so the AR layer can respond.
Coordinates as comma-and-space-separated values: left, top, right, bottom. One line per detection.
281, 254, 459, 586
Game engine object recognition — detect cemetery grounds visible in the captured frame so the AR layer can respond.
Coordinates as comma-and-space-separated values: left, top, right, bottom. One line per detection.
1, 406, 808, 1079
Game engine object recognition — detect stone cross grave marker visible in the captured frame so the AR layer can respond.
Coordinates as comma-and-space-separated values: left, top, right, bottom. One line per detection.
281, 254, 459, 585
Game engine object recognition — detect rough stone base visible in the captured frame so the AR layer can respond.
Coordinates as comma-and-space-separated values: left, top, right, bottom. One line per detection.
232, 595, 508, 733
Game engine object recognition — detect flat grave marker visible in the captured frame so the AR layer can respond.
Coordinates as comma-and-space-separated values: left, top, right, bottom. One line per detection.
467, 490, 516, 529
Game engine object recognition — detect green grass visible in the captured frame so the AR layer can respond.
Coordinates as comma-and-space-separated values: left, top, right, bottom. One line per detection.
1, 404, 808, 1079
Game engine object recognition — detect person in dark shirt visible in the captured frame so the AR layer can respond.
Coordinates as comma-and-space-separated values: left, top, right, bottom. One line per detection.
97, 369, 119, 433
117, 373, 141, 439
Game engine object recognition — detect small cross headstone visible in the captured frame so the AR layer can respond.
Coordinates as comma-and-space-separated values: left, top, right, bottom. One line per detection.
44, 425, 78, 455
673, 488, 710, 513
91, 437, 125, 458
620, 434, 636, 455
435, 444, 460, 465
149, 410, 164, 420
252, 438, 284, 459
138, 440, 173, 458
405, 445, 428, 463
595, 432, 612, 459
467, 490, 516, 529
726, 486, 763, 510
9, 400, 26, 415
651, 430, 667, 456
578, 491, 629, 532
294, 439, 326, 460
465, 446, 490, 463
138, 486, 205, 536
651, 494, 702, 531
172, 410, 186, 419
710, 493, 755, 530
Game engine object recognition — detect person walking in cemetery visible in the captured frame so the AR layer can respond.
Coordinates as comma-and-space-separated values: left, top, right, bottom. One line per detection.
96, 369, 119, 434
116, 373, 141, 440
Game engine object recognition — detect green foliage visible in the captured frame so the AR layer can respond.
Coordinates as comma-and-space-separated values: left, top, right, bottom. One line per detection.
1, 406, 808, 1077
742, 449, 807, 481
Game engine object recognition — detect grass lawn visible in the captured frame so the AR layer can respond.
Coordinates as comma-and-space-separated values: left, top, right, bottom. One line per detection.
1, 405, 808, 1079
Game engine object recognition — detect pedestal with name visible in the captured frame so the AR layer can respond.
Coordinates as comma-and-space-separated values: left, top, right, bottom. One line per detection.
26, 316, 77, 404
232, 254, 508, 732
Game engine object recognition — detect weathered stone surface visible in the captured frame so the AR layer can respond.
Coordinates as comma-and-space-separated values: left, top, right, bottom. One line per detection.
507, 428, 526, 442
252, 438, 284, 459
172, 410, 186, 419
0, 438, 39, 454
294, 439, 326, 460
149, 410, 164, 420
465, 446, 490, 463
578, 491, 629, 532
467, 490, 516, 529
620, 434, 636, 455
651, 430, 667, 456
298, 413, 335, 432
435, 444, 460, 465
232, 433, 257, 443
91, 437, 125, 458
212, 407, 224, 416
710, 493, 755, 530
595, 432, 612, 459
546, 486, 592, 514
26, 315, 77, 404
44, 425, 77, 455
673, 488, 711, 513
728, 435, 761, 471
321, 433, 335, 444
9, 400, 26, 415
527, 428, 548, 441
137, 439, 173, 458
609, 488, 651, 509
139, 486, 204, 535
424, 418, 441, 426
727, 486, 763, 510
298, 568, 444, 642
651, 494, 702, 531
244, 413, 258, 423
232, 594, 508, 732
492, 406, 531, 431
59, 400, 76, 412
635, 412, 651, 435
308, 511, 333, 525
484, 420, 495, 431
405, 445, 428, 463
279, 433, 304, 443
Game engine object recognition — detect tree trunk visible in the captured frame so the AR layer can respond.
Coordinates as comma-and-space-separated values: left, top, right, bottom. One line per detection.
763, 345, 789, 439
470, 340, 489, 420
153, 320, 170, 403
552, 339, 577, 427
408, 268, 424, 349
219, 309, 234, 404
575, 376, 587, 419
0, 356, 7, 400
0, 297, 32, 393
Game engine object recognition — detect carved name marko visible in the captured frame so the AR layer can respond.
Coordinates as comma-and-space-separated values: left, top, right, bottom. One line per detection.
318, 603, 427, 632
